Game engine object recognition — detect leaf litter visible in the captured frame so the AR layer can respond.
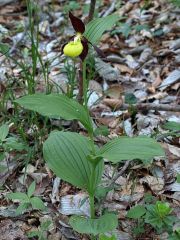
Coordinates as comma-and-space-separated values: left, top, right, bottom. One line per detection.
0, 0, 180, 239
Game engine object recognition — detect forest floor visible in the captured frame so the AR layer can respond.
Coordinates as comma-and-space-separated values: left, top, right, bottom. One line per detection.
0, 0, 180, 239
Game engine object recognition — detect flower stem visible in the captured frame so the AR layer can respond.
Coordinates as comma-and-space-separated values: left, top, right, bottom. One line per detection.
82, 59, 96, 240
82, 60, 88, 108
89, 164, 96, 240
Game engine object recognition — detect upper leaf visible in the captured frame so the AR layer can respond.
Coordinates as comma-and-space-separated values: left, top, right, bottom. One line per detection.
84, 14, 119, 44
0, 124, 9, 142
43, 131, 103, 192
69, 11, 85, 33
69, 213, 118, 235
98, 136, 165, 164
15, 94, 92, 133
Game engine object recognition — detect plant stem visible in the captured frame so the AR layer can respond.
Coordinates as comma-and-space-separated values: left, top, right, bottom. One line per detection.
90, 194, 95, 219
77, 61, 83, 104
90, 194, 96, 240
89, 167, 96, 240
82, 60, 96, 240
82, 60, 88, 108
88, 0, 96, 22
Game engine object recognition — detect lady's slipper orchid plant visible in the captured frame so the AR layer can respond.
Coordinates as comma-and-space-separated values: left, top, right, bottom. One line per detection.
63, 12, 105, 60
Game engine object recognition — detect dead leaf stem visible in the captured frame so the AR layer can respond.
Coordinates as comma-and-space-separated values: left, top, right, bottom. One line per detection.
87, 0, 96, 23
121, 103, 180, 112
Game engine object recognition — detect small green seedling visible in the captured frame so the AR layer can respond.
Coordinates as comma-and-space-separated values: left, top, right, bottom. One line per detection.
176, 174, 180, 183
161, 121, 180, 138
169, 0, 180, 7
127, 200, 176, 237
28, 220, 52, 240
0, 124, 27, 172
64, 1, 80, 13
6, 181, 45, 215
168, 228, 180, 240
0, 124, 27, 151
145, 201, 176, 233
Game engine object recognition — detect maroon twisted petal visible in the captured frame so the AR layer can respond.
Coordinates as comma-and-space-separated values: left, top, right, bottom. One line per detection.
69, 12, 85, 34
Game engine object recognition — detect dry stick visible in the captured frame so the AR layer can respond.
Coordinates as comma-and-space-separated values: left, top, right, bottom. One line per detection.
101, 0, 116, 17
10, 24, 28, 54
0, 0, 17, 7
120, 103, 180, 112
108, 160, 131, 189
87, 0, 97, 22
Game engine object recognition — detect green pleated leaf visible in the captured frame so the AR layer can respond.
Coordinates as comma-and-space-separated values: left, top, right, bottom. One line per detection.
0, 124, 9, 142
98, 136, 165, 164
84, 14, 119, 44
15, 94, 92, 132
69, 213, 118, 235
43, 131, 103, 192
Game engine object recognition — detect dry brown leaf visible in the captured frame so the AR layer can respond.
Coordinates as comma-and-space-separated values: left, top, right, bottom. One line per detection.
106, 84, 124, 99
140, 176, 164, 192
114, 64, 133, 74
103, 98, 123, 110
0, 219, 28, 240
168, 144, 180, 158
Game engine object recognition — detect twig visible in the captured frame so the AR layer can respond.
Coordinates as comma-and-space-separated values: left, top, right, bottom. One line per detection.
9, 25, 28, 54
108, 160, 131, 188
120, 103, 180, 112
100, 0, 116, 17
87, 0, 96, 22
0, 0, 17, 7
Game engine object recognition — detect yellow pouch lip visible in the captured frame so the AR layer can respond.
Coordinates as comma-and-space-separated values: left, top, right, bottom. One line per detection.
63, 41, 83, 58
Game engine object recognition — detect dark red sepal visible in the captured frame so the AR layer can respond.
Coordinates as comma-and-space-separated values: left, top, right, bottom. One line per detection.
69, 12, 85, 34
87, 39, 106, 59
79, 39, 89, 61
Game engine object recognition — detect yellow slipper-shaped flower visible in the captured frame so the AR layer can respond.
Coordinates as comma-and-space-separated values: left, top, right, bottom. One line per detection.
63, 40, 83, 58
62, 12, 105, 60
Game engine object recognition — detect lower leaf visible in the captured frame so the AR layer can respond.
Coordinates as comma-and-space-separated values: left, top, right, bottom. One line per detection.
69, 213, 118, 235
43, 131, 103, 192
